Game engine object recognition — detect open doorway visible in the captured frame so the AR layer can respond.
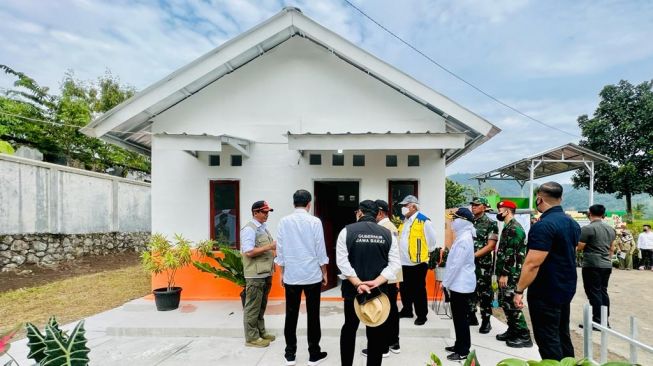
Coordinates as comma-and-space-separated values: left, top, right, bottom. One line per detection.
313, 181, 359, 291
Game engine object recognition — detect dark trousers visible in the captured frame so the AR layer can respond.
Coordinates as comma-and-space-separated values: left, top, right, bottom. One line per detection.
399, 263, 428, 319
449, 290, 471, 355
582, 267, 611, 324
528, 297, 574, 361
386, 284, 399, 350
340, 298, 388, 366
284, 282, 322, 358
641, 249, 653, 269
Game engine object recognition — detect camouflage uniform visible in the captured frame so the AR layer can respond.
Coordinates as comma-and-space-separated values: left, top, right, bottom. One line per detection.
469, 214, 499, 318
495, 218, 529, 335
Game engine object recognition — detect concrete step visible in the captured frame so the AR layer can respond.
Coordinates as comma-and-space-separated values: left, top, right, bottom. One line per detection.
101, 299, 450, 338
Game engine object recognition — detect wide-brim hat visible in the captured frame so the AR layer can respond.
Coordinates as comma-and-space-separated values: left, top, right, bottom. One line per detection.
353, 292, 391, 327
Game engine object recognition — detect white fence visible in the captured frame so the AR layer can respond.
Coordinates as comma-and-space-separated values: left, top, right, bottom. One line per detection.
0, 154, 151, 234
583, 303, 653, 364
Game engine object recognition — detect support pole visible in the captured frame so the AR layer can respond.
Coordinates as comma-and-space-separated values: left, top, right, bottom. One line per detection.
590, 161, 595, 206
600, 306, 608, 363
528, 160, 542, 210
583, 303, 593, 362
630, 316, 638, 364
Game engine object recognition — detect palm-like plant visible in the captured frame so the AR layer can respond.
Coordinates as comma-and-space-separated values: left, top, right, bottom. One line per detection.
141, 233, 192, 291
193, 240, 245, 288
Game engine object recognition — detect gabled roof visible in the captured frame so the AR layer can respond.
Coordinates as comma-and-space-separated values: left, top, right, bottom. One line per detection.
81, 7, 499, 163
472, 143, 610, 183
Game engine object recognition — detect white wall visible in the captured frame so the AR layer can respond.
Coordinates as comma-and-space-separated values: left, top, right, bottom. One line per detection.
151, 143, 446, 245
150, 34, 450, 244
0, 154, 151, 234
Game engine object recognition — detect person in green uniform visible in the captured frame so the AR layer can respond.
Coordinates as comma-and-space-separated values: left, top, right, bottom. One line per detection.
240, 200, 277, 348
495, 200, 532, 348
468, 197, 498, 333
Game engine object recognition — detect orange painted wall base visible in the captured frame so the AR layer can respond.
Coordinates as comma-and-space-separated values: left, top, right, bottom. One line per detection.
151, 251, 443, 301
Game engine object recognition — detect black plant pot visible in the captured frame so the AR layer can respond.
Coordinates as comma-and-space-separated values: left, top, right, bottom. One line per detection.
153, 287, 182, 311
240, 288, 246, 308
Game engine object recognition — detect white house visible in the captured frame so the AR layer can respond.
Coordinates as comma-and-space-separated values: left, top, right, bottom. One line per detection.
82, 7, 499, 292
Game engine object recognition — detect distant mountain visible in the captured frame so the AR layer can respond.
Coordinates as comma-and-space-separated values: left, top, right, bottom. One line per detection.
448, 173, 653, 216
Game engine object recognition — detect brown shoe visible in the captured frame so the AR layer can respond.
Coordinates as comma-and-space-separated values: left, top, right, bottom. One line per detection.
245, 338, 270, 348
261, 333, 276, 342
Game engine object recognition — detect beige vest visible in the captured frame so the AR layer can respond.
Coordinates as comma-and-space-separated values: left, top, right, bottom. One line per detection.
242, 221, 274, 278
380, 219, 403, 283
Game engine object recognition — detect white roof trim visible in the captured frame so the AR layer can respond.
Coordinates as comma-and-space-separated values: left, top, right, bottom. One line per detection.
82, 7, 499, 163
287, 132, 466, 151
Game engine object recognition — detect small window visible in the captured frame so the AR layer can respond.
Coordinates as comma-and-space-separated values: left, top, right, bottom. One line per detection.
353, 155, 365, 167
332, 154, 344, 166
408, 155, 420, 167
386, 155, 397, 167
309, 154, 322, 165
209, 155, 220, 166
231, 155, 242, 166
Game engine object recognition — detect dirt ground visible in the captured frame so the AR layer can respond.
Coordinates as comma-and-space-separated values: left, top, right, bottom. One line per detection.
0, 251, 142, 292
492, 268, 652, 363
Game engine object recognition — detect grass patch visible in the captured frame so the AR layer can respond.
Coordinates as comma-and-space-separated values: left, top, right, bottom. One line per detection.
0, 264, 150, 338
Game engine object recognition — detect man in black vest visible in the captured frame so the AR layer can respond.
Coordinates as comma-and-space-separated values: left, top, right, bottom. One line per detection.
336, 200, 401, 366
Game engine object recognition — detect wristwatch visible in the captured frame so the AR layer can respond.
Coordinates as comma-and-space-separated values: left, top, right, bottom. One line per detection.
514, 288, 524, 295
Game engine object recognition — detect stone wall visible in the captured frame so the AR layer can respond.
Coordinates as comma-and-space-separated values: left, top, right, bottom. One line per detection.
0, 232, 150, 271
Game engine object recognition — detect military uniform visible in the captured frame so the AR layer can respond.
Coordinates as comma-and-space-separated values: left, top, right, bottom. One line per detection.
469, 214, 498, 319
616, 230, 635, 270
495, 217, 530, 342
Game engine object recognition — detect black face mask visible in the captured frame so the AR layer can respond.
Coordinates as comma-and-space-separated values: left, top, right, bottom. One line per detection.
496, 212, 505, 221
535, 198, 544, 213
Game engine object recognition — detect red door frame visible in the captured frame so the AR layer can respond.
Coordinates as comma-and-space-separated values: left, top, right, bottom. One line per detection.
209, 180, 240, 248
388, 180, 419, 217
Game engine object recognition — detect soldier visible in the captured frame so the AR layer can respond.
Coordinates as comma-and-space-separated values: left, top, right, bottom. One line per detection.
495, 200, 532, 348
468, 197, 498, 334
615, 223, 635, 270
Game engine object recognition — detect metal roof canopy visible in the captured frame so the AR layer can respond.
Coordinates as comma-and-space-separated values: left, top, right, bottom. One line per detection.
472, 143, 610, 208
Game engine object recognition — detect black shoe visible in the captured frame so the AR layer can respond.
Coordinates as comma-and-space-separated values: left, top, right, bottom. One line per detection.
506, 334, 533, 348
496, 330, 512, 341
308, 352, 328, 366
414, 317, 427, 326
389, 343, 401, 354
578, 323, 601, 332
284, 354, 296, 366
446, 352, 469, 361
444, 346, 456, 352
468, 313, 479, 326
479, 317, 492, 334
361, 349, 390, 358
399, 309, 414, 318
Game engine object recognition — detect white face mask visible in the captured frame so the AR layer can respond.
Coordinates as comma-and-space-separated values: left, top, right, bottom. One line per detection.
451, 219, 467, 233
401, 206, 410, 216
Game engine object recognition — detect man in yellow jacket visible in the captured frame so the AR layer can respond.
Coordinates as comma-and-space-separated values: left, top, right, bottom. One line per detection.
397, 195, 437, 325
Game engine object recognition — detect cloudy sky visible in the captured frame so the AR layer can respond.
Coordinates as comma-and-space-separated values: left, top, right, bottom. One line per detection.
2, 0, 652, 177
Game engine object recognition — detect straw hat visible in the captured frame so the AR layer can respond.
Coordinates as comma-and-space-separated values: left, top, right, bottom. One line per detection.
353, 292, 391, 327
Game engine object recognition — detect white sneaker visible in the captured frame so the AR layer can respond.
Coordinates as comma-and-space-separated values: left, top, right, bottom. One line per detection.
639, 266, 645, 270
361, 349, 390, 358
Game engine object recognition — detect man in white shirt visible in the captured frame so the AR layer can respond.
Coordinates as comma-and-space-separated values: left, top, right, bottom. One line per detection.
396, 195, 437, 326
637, 224, 653, 270
276, 189, 329, 366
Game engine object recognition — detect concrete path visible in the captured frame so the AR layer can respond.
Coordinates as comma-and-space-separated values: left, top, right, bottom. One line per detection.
2, 298, 540, 365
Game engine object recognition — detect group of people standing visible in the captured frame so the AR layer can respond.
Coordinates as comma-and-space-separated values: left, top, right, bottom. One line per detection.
614, 222, 653, 271
238, 181, 643, 365
239, 190, 437, 366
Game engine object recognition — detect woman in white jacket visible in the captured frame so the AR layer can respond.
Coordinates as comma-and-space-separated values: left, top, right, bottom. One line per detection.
442, 207, 477, 361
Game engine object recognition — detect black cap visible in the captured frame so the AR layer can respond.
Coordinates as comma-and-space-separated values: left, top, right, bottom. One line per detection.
358, 200, 378, 216
251, 200, 274, 212
452, 207, 474, 222
375, 199, 390, 213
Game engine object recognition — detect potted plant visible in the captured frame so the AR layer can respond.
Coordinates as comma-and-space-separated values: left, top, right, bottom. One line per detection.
193, 240, 247, 306
141, 233, 192, 311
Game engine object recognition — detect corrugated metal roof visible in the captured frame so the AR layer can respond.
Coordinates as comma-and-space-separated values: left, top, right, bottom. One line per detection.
82, 7, 499, 164
472, 143, 610, 182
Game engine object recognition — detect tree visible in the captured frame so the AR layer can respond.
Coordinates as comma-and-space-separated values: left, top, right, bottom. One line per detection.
480, 187, 500, 197
446, 178, 469, 208
0, 65, 150, 175
572, 80, 653, 217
